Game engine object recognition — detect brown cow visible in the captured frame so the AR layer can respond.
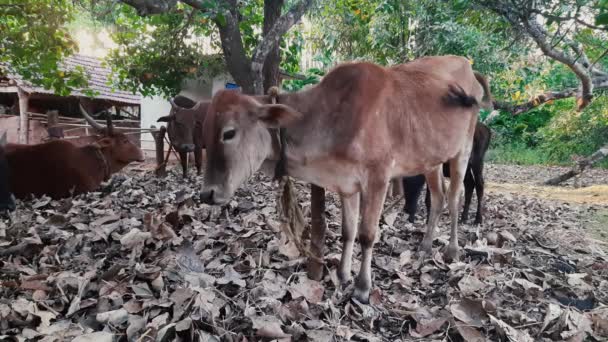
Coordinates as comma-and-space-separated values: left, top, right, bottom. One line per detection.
6, 105, 144, 200
157, 95, 210, 177
200, 55, 485, 303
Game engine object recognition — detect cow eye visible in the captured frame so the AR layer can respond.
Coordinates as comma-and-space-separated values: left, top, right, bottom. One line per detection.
222, 128, 237, 142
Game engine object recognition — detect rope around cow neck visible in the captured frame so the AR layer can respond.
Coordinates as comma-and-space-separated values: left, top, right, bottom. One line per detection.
268, 87, 324, 265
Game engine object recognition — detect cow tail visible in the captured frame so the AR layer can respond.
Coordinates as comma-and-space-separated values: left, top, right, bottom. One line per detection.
444, 84, 478, 108
473, 71, 494, 110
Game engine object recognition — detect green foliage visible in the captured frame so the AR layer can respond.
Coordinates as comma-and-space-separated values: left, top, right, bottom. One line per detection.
105, 3, 225, 97
539, 96, 608, 165
0, 0, 91, 96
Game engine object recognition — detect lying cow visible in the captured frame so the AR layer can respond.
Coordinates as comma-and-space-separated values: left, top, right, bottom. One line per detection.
6, 105, 144, 200
403, 121, 492, 225
0, 132, 16, 211
157, 95, 210, 178
199, 55, 488, 303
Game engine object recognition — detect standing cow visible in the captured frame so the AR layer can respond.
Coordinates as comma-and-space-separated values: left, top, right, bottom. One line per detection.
403, 121, 492, 225
199, 55, 488, 303
0, 132, 16, 211
6, 105, 144, 200
157, 95, 210, 178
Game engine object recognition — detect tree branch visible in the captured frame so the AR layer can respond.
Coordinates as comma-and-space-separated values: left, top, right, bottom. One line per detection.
521, 16, 594, 111
531, 9, 607, 31
494, 81, 608, 116
250, 0, 314, 94
544, 144, 608, 185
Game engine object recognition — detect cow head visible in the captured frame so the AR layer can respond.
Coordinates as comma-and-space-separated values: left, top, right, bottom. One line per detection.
157, 95, 202, 153
0, 132, 16, 212
79, 104, 145, 172
200, 90, 301, 205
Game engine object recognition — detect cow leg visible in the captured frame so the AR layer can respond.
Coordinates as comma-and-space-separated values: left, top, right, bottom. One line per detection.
402, 175, 425, 224
178, 151, 188, 178
194, 148, 203, 176
461, 167, 475, 224
353, 178, 389, 303
419, 167, 444, 256
337, 192, 360, 285
308, 185, 327, 281
473, 160, 485, 225
445, 153, 468, 262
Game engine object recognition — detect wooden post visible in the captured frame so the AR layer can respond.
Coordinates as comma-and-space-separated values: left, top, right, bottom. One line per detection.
17, 88, 29, 144
151, 125, 167, 177
46, 110, 64, 139
307, 184, 327, 281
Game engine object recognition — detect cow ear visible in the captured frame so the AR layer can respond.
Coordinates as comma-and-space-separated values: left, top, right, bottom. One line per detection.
96, 137, 113, 148
157, 115, 172, 122
255, 104, 302, 128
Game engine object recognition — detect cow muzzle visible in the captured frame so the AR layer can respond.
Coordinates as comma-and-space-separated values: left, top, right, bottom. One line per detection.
180, 144, 195, 153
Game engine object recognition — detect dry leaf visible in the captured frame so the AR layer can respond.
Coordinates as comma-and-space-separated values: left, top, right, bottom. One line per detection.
288, 277, 325, 304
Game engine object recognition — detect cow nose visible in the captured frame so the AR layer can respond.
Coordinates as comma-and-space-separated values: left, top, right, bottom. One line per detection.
181, 144, 195, 152
200, 189, 214, 204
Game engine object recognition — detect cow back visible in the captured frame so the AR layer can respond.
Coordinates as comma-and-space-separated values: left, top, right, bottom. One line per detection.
6, 140, 107, 199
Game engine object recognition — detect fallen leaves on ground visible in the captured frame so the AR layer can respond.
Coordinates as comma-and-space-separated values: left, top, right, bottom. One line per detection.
0, 163, 606, 341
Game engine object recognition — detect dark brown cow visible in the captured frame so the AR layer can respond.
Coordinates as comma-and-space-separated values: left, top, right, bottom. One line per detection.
403, 121, 492, 225
199, 55, 487, 303
157, 95, 210, 178
0, 132, 16, 211
6, 105, 144, 200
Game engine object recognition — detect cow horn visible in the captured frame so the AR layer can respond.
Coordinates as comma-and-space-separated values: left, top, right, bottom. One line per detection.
169, 98, 177, 108
105, 111, 114, 135
79, 103, 105, 132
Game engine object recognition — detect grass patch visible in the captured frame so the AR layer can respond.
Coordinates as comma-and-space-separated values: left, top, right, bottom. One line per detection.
487, 143, 553, 166
488, 143, 608, 168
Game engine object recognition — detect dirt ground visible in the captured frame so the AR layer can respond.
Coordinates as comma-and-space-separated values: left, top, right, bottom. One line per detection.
0, 162, 607, 341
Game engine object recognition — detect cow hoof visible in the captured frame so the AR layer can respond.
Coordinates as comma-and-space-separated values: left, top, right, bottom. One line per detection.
474, 218, 483, 225
307, 261, 324, 281
407, 215, 416, 224
353, 287, 370, 304
338, 271, 352, 287
444, 245, 460, 263
418, 239, 433, 256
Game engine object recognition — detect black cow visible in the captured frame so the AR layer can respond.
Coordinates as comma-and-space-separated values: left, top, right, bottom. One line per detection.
403, 122, 492, 225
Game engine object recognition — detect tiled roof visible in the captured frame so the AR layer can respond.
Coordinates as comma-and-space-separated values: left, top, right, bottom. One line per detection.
7, 54, 140, 105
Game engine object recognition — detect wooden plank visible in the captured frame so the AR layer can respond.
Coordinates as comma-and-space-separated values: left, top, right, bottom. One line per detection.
17, 88, 29, 144
0, 86, 18, 93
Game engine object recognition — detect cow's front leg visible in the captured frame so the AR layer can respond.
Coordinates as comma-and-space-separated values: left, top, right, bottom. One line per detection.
178, 150, 188, 178
337, 192, 360, 285
307, 185, 327, 281
194, 148, 203, 176
353, 178, 388, 304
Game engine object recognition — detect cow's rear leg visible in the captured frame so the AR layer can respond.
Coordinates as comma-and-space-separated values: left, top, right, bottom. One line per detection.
402, 175, 425, 223
419, 167, 444, 256
473, 160, 485, 225
461, 167, 475, 224
445, 154, 468, 262
337, 192, 360, 285
353, 178, 389, 303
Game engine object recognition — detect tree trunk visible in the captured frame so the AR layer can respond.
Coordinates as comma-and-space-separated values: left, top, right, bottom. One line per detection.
263, 0, 284, 93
